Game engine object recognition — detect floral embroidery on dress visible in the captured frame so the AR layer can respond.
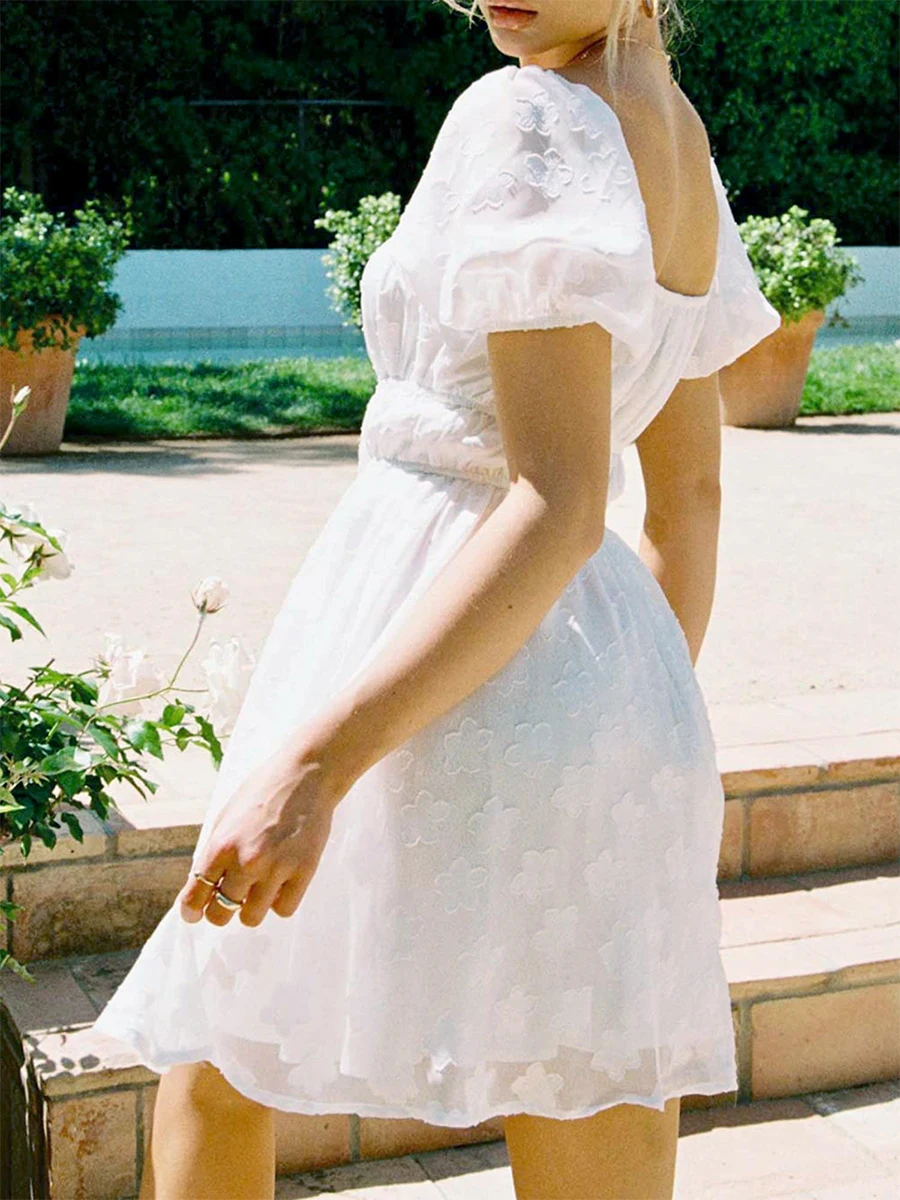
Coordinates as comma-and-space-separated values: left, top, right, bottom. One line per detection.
550, 763, 601, 818
504, 720, 554, 776
523, 146, 574, 200
399, 787, 451, 847
467, 794, 522, 854
443, 715, 493, 773
580, 150, 632, 201
494, 985, 538, 1040
435, 855, 489, 913
552, 658, 599, 718
510, 1061, 565, 1108
515, 87, 560, 136
590, 1031, 645, 1083
510, 847, 561, 904
471, 168, 519, 213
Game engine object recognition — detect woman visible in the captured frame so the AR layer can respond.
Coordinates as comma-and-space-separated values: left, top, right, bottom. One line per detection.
93, 1, 782, 1196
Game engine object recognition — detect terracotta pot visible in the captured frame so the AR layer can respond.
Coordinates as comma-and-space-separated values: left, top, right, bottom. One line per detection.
719, 307, 826, 428
0, 317, 87, 455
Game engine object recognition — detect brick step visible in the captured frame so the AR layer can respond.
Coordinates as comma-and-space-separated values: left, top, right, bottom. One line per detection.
2, 717, 897, 965
1, 863, 897, 1200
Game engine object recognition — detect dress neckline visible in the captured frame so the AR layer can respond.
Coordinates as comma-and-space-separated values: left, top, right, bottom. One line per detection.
508, 63, 716, 306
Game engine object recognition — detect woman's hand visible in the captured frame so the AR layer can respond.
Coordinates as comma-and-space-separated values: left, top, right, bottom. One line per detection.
178, 740, 348, 928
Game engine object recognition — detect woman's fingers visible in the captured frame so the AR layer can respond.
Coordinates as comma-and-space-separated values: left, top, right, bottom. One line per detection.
180, 842, 234, 922
239, 874, 292, 927
270, 873, 309, 919
200, 857, 260, 926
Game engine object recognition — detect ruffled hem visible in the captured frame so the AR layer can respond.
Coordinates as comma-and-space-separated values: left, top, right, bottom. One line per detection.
92, 1011, 738, 1126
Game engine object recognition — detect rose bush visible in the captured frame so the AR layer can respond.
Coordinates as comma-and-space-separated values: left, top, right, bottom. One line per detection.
0, 388, 254, 980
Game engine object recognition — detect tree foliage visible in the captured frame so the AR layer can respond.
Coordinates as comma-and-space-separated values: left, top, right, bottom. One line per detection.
0, 0, 895, 249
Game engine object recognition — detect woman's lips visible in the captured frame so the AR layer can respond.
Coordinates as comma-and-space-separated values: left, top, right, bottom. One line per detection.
487, 5, 538, 31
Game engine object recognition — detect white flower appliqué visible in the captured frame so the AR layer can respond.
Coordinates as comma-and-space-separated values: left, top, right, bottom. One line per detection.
510, 1061, 565, 1109
471, 169, 518, 214
399, 788, 451, 847
515, 88, 560, 136
467, 795, 521, 854
434, 856, 488, 914
511, 847, 560, 904
443, 715, 493, 774
504, 721, 554, 777
523, 147, 573, 200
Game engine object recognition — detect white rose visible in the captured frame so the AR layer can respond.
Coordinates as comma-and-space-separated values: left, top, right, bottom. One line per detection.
191, 576, 229, 614
96, 636, 167, 715
2, 500, 73, 580
199, 635, 257, 733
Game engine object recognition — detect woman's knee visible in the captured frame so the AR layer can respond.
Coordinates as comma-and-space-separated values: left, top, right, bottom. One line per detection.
160, 1060, 271, 1115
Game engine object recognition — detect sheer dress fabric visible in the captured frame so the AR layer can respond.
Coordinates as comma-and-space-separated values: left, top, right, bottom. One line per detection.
92, 64, 781, 1125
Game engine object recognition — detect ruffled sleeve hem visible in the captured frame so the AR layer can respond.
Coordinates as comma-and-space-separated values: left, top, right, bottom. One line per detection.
679, 158, 783, 379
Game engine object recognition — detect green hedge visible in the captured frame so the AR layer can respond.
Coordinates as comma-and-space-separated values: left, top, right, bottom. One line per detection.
0, 0, 896, 250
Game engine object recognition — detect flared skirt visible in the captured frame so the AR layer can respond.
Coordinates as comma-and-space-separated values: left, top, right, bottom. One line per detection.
92, 454, 737, 1126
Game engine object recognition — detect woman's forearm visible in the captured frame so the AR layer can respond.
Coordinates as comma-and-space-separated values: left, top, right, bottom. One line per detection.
638, 504, 720, 667
285, 479, 604, 799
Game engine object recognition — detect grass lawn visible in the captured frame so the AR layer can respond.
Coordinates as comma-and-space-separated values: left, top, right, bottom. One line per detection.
799, 342, 900, 416
65, 342, 898, 440
66, 356, 376, 439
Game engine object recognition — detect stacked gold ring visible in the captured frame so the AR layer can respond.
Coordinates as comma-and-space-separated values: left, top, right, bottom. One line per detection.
192, 870, 245, 911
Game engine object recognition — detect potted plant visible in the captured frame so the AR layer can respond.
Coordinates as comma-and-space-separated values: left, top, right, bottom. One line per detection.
0, 395, 256, 981
721, 204, 864, 427
314, 189, 402, 328
0, 186, 132, 455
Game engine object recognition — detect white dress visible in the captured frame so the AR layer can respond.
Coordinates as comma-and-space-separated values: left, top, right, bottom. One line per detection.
93, 63, 782, 1126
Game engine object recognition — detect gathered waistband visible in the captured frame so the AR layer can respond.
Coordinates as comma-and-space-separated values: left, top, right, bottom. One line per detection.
358, 376, 625, 500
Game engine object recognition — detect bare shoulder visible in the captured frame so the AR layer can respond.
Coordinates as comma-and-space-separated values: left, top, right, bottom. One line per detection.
555, 59, 718, 296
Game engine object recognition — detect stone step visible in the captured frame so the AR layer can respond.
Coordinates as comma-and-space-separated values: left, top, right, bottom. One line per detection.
1, 863, 896, 1200
2, 698, 897, 966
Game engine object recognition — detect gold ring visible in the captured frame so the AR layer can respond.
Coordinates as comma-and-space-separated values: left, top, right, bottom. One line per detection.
211, 888, 244, 912
192, 871, 220, 888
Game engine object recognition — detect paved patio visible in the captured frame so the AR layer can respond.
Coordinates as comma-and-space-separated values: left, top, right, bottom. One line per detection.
2, 412, 898, 705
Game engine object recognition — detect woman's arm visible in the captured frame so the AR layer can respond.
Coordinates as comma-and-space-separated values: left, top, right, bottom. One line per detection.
288, 320, 615, 799
634, 372, 723, 665
180, 320, 617, 925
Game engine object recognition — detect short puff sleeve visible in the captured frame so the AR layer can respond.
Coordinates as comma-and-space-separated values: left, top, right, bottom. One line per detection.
680, 158, 782, 378
397, 66, 658, 358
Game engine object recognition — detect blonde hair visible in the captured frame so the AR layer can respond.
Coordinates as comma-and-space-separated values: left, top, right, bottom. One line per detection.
435, 0, 685, 90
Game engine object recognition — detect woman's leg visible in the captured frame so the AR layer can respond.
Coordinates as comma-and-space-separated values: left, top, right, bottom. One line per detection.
504, 1096, 680, 1200
140, 1060, 276, 1200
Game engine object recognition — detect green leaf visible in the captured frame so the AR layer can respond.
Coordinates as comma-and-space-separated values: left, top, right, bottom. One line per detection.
162, 702, 186, 726
57, 770, 85, 799
90, 725, 121, 761
39, 746, 92, 774
0, 611, 22, 641
69, 676, 99, 703
60, 810, 86, 842
4, 602, 45, 636
195, 714, 223, 767
125, 719, 163, 759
